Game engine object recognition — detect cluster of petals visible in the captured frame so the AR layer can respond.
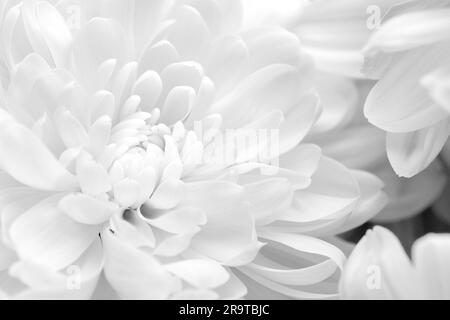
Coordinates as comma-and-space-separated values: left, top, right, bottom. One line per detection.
363, 0, 450, 178
291, 0, 450, 178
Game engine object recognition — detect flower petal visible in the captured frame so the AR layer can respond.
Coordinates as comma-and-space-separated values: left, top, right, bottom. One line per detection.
0, 115, 78, 191
103, 229, 179, 299
386, 118, 450, 177
412, 233, 450, 299
339, 226, 420, 300
166, 259, 230, 289
184, 181, 259, 265
9, 194, 101, 271
73, 18, 127, 84
11, 239, 104, 300
59, 193, 120, 225
365, 43, 450, 133
365, 8, 450, 53
143, 206, 206, 234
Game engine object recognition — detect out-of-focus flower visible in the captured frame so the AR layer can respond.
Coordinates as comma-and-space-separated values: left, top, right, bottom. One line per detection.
340, 226, 450, 299
363, 0, 450, 177
292, 0, 405, 78
0, 0, 385, 299
311, 78, 447, 222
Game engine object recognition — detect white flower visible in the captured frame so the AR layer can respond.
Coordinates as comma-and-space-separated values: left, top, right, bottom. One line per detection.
0, 0, 385, 299
363, 1, 450, 177
340, 226, 450, 299
312, 78, 447, 222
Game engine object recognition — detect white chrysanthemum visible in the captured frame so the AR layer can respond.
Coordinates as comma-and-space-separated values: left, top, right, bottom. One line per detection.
363, 0, 450, 178
0, 0, 384, 299
340, 226, 450, 299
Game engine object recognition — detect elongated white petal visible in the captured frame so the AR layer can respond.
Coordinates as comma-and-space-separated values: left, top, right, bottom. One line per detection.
279, 93, 322, 154
241, 231, 345, 299
246, 258, 337, 287
103, 229, 179, 299
59, 193, 120, 225
35, 1, 73, 67
10, 195, 101, 270
365, 43, 450, 133
365, 9, 450, 54
11, 239, 103, 300
0, 117, 78, 191
340, 226, 420, 300
295, 0, 400, 78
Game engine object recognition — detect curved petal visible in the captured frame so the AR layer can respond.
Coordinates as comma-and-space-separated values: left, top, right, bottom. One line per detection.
211, 63, 312, 128
339, 226, 420, 300
386, 118, 450, 177
365, 43, 450, 133
183, 181, 260, 266
100, 0, 173, 56
10, 238, 103, 300
59, 193, 120, 225
332, 170, 387, 234
35, 1, 73, 67
277, 156, 360, 223
240, 231, 345, 299
0, 116, 78, 191
279, 93, 322, 154
9, 194, 101, 271
166, 5, 211, 60
295, 0, 400, 78
365, 9, 450, 53
102, 229, 179, 299
310, 74, 358, 135
73, 18, 127, 84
